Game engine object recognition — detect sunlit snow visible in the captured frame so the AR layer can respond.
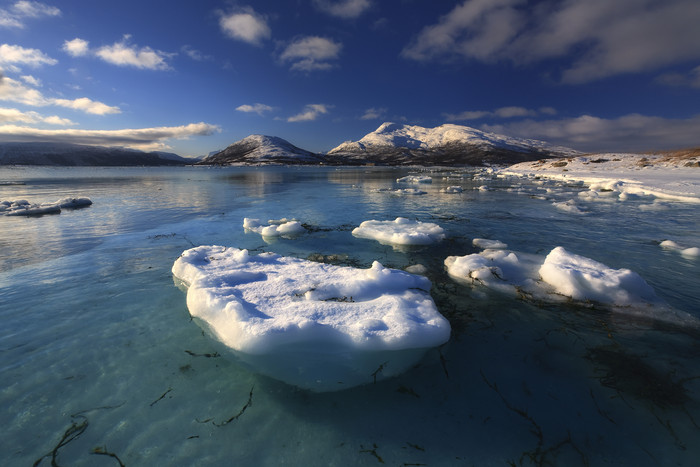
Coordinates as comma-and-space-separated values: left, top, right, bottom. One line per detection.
352, 217, 446, 245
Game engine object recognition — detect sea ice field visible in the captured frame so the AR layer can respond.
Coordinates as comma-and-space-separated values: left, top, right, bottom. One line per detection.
1, 165, 699, 466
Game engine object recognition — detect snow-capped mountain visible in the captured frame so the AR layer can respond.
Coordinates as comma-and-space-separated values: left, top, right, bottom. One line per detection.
0, 142, 191, 166
326, 122, 578, 166
199, 135, 323, 165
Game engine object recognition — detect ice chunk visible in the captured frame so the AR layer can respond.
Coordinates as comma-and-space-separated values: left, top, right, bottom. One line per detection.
539, 247, 660, 306
441, 186, 463, 193
352, 217, 446, 245
446, 246, 667, 309
172, 246, 451, 391
1, 199, 61, 216
396, 175, 432, 183
472, 238, 508, 250
660, 240, 700, 258
55, 197, 92, 208
243, 217, 305, 237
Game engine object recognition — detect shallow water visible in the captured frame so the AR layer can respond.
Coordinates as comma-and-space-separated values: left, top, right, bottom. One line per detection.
1, 166, 699, 466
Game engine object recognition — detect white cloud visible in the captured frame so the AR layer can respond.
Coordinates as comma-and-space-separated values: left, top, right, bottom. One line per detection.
0, 75, 121, 114
444, 106, 544, 121
219, 8, 271, 46
360, 107, 387, 120
403, 0, 700, 83
0, 43, 57, 68
280, 36, 342, 71
62, 38, 90, 57
313, 0, 371, 19
0, 106, 74, 125
287, 104, 331, 122
656, 65, 700, 89
52, 97, 121, 115
95, 36, 172, 70
0, 1, 59, 28
481, 113, 700, 152
0, 122, 221, 151
236, 103, 273, 116
20, 74, 41, 86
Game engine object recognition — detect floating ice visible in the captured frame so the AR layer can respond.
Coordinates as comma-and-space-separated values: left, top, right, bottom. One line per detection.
441, 186, 463, 193
1, 197, 92, 216
396, 175, 432, 184
352, 217, 446, 246
660, 240, 700, 258
393, 188, 427, 195
1, 199, 60, 216
472, 238, 508, 250
552, 199, 588, 214
243, 217, 305, 237
172, 246, 451, 391
446, 245, 670, 311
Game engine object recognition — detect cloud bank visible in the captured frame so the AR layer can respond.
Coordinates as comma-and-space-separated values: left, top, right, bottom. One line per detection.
402, 0, 700, 83
482, 114, 700, 152
0, 122, 221, 151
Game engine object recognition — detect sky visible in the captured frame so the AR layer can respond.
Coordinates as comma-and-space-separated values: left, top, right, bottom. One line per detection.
1, 0, 700, 157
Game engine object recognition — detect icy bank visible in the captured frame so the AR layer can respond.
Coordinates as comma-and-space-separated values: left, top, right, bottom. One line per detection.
172, 246, 451, 391
445, 244, 695, 324
352, 217, 446, 246
243, 218, 305, 237
500, 153, 700, 203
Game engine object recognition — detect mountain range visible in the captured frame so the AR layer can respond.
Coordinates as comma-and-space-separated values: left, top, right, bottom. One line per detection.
0, 142, 191, 166
1, 123, 578, 167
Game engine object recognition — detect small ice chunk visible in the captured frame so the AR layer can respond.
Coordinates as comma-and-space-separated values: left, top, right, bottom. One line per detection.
352, 217, 446, 245
660, 240, 700, 259
472, 238, 508, 250
405, 264, 428, 275
539, 247, 660, 306
394, 188, 427, 195
55, 197, 92, 208
441, 186, 463, 193
396, 175, 432, 183
552, 199, 587, 214
172, 246, 451, 391
243, 217, 305, 237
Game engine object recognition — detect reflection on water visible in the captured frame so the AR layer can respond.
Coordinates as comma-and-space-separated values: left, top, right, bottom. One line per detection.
1, 166, 699, 466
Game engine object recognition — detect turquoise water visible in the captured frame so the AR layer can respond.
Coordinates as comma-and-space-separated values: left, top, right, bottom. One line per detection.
1, 166, 699, 466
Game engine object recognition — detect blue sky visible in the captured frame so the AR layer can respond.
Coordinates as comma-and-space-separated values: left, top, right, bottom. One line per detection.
1, 0, 699, 156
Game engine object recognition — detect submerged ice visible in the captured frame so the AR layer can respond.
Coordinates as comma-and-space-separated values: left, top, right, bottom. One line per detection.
172, 245, 451, 391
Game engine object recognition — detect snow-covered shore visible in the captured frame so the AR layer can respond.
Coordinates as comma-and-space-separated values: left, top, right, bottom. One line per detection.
499, 151, 700, 203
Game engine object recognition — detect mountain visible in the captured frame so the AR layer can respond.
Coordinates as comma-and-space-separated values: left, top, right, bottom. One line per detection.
198, 135, 324, 165
0, 142, 191, 166
325, 122, 579, 166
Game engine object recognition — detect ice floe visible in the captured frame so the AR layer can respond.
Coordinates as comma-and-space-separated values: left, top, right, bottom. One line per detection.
445, 244, 695, 324
396, 175, 432, 184
1, 197, 92, 216
472, 238, 508, 250
441, 186, 463, 193
660, 240, 700, 258
172, 245, 451, 391
352, 217, 446, 246
243, 217, 305, 237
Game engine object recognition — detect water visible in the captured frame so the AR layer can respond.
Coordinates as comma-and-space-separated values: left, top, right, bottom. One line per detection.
1, 166, 699, 466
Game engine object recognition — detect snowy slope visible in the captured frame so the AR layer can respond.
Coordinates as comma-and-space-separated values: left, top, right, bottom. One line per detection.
327, 122, 578, 165
199, 135, 323, 165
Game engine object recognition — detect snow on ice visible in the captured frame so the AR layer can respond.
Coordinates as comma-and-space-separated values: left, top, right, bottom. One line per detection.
172, 245, 451, 391
1, 197, 91, 216
243, 217, 305, 237
352, 217, 446, 246
660, 240, 700, 258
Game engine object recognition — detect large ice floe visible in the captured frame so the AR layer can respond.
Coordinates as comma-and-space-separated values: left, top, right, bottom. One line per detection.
445, 243, 698, 325
352, 217, 446, 246
172, 246, 451, 391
